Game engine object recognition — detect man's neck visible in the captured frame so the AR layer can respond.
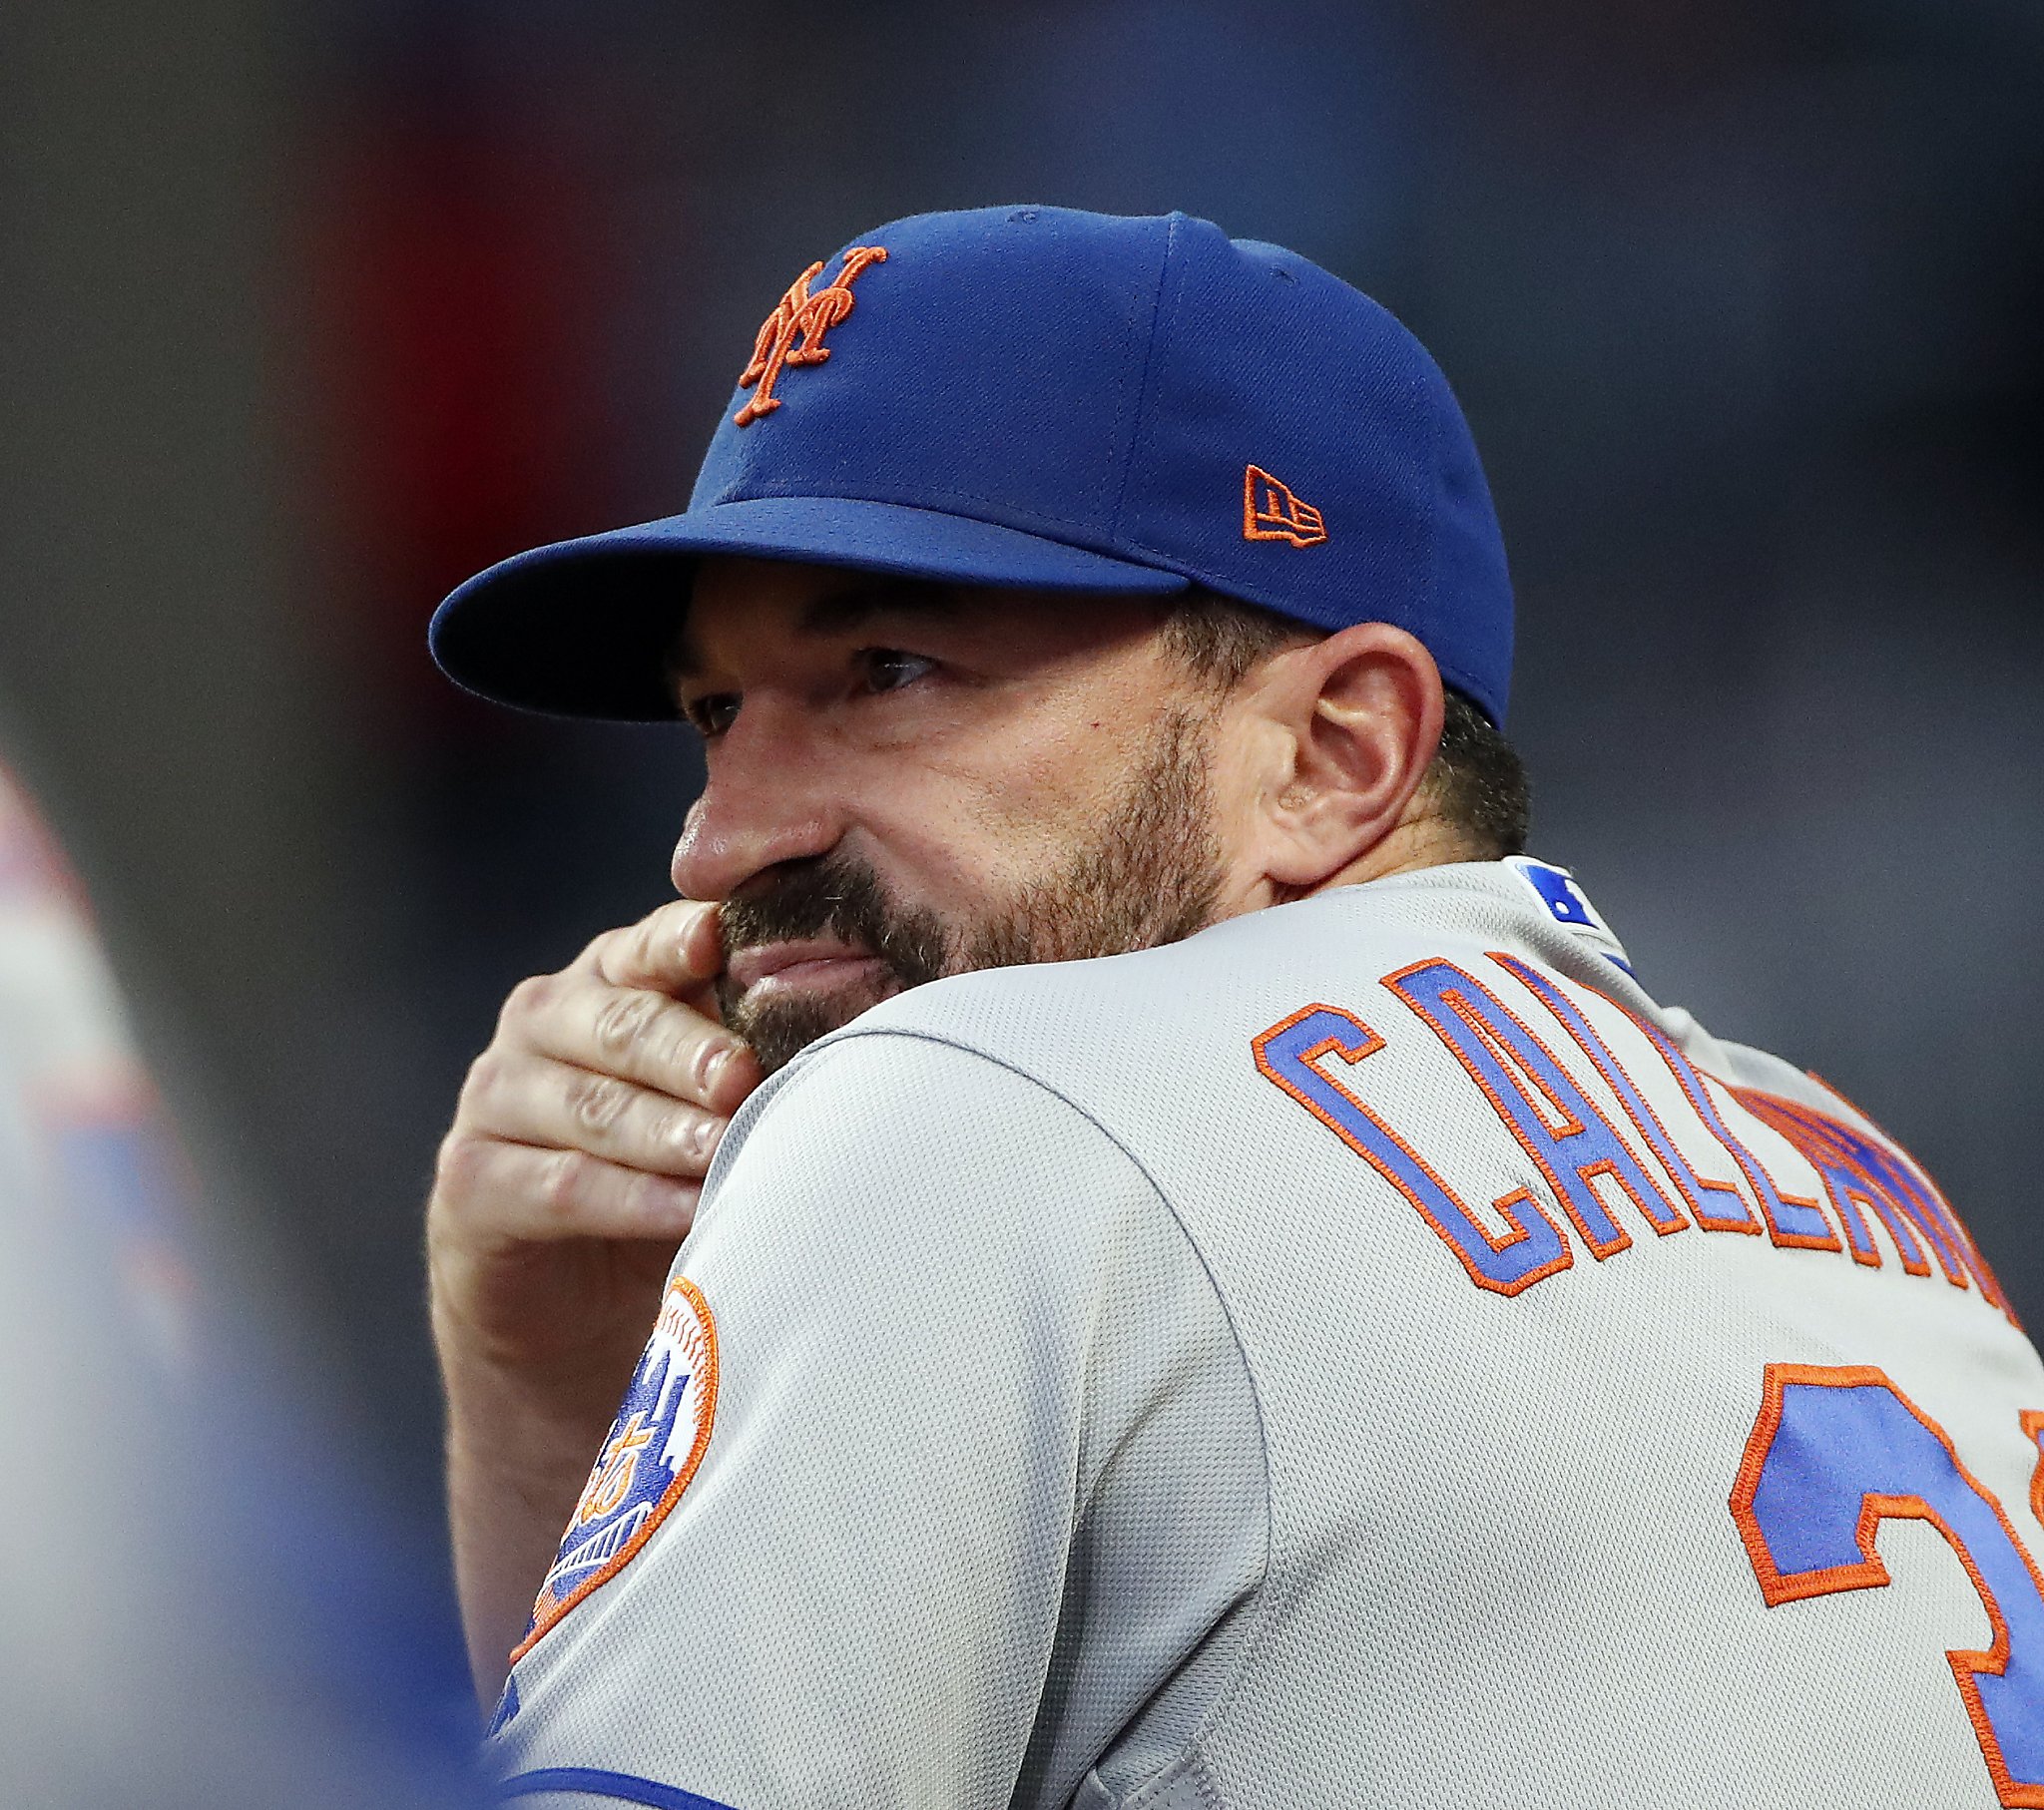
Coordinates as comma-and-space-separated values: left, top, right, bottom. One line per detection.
1292, 812, 1488, 907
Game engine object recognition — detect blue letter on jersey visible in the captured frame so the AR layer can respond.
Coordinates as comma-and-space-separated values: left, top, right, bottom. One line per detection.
1733, 1365, 2044, 1803
1386, 960, 1683, 1257
1254, 1004, 1573, 1295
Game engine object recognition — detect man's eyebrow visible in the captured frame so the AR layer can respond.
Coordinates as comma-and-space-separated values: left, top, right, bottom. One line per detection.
668, 580, 962, 688
795, 580, 963, 637
668, 627, 705, 683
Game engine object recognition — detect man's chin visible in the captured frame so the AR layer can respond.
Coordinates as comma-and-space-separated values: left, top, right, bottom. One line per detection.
731, 973, 905, 1076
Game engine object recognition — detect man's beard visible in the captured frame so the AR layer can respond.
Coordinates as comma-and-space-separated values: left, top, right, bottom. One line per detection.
717, 709, 1226, 1074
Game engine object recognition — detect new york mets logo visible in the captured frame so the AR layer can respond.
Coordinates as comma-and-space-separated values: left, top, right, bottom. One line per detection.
1244, 464, 1327, 547
511, 1275, 719, 1663
734, 246, 889, 426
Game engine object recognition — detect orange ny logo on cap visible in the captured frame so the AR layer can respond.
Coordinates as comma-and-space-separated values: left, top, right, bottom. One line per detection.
1244, 464, 1327, 547
734, 247, 889, 426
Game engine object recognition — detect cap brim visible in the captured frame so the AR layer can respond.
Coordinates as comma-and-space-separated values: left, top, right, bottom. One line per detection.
428, 496, 1192, 719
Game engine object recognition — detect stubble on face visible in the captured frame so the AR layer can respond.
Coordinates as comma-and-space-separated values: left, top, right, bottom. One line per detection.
717, 708, 1226, 1073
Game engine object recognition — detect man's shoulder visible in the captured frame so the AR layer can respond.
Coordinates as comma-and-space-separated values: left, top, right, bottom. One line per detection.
806, 909, 1258, 1093
727, 860, 1632, 1183
711, 911, 1312, 1192
699, 982, 1183, 1289
720, 995, 1137, 1183
823, 865, 1534, 1074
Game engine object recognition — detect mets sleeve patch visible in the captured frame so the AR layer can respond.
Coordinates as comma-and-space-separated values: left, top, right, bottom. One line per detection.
511, 1276, 720, 1664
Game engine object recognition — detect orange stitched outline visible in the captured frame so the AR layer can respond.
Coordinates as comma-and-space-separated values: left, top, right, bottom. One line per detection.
1384, 958, 1684, 1260
1731, 1364, 2044, 1809
1694, 1072, 1838, 1252
509, 1276, 720, 1665
1737, 1086, 1997, 1296
1731, 1365, 1907, 1604
1600, 997, 1838, 1254
1738, 1093, 1895, 1268
1490, 952, 1750, 1234
1461, 1007, 1585, 1138
1242, 464, 1327, 547
1390, 961, 1629, 1258
1592, 999, 1765, 1237
1251, 1002, 1573, 1296
1803, 1071, 2017, 1323
1737, 1091, 1922, 1275
1461, 1011, 1666, 1257
2023, 1412, 2044, 1532
734, 246, 889, 426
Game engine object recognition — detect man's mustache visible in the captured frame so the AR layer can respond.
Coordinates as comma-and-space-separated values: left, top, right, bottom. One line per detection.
718, 856, 948, 991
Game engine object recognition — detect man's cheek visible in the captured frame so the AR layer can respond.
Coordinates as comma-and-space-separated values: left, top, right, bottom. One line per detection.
908, 741, 1087, 830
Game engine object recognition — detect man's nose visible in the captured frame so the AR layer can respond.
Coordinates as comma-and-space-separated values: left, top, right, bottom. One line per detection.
670, 713, 842, 902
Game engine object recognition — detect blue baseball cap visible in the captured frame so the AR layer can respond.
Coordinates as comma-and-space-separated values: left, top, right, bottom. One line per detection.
429, 206, 1515, 724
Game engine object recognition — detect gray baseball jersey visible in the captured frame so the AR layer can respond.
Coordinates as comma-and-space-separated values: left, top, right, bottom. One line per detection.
490, 857, 2044, 1810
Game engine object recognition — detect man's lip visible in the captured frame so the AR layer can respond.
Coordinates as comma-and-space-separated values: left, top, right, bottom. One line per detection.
727, 940, 882, 992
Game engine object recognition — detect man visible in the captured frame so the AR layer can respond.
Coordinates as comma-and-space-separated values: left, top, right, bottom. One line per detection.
427, 208, 2044, 1808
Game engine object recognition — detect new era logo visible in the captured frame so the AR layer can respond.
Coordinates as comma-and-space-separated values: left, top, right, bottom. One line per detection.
1243, 465, 1327, 547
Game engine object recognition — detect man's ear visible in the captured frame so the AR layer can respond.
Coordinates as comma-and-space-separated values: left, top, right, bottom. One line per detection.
1245, 622, 1445, 894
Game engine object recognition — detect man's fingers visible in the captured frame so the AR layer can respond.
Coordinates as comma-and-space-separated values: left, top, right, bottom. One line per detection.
513, 974, 762, 1115
593, 899, 724, 996
435, 1131, 702, 1244
465, 1054, 729, 1178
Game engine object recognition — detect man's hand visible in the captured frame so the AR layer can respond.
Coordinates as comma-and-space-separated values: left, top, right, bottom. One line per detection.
427, 899, 763, 1697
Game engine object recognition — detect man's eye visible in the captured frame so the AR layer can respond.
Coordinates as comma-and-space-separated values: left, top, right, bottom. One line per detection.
860, 649, 936, 693
686, 693, 741, 737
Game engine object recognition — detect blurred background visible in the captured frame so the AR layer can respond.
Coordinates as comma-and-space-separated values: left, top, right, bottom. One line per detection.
1, 0, 2039, 1555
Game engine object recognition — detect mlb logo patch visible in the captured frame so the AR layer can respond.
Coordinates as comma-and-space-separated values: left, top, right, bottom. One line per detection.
1505, 856, 1634, 975
513, 1276, 720, 1662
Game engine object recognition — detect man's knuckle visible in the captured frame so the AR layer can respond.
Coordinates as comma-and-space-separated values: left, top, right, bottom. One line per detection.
628, 1168, 684, 1220
688, 1032, 730, 1094
502, 974, 553, 1025
463, 1050, 504, 1102
594, 990, 659, 1059
568, 1073, 630, 1135
434, 1130, 489, 1197
654, 1009, 716, 1084
538, 1147, 587, 1216
639, 1024, 690, 1089
654, 1106, 705, 1160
